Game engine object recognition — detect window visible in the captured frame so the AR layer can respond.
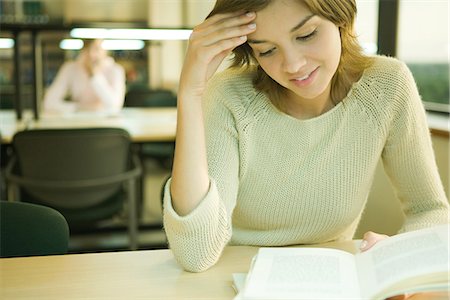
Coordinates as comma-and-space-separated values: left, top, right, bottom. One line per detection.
355, 0, 379, 55
397, 0, 449, 112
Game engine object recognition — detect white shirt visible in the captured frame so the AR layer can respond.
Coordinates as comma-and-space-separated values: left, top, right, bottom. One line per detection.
42, 55, 126, 114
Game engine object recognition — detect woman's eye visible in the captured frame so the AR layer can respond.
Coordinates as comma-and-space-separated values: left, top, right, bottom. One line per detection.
297, 29, 317, 41
259, 48, 275, 57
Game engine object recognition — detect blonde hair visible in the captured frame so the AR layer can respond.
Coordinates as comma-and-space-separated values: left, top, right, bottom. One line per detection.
207, 0, 374, 109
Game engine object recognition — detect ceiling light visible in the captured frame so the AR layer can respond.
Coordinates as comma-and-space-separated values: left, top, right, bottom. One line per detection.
70, 28, 192, 41
102, 40, 145, 50
60, 39, 145, 51
59, 39, 84, 50
0, 38, 14, 49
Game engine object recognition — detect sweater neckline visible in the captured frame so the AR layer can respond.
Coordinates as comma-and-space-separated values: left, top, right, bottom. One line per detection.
261, 67, 367, 124
262, 92, 345, 124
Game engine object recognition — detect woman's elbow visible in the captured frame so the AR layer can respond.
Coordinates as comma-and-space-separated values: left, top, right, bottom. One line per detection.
173, 250, 221, 273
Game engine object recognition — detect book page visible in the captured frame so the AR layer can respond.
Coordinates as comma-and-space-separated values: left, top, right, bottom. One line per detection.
232, 273, 248, 293
356, 224, 449, 299
242, 248, 361, 300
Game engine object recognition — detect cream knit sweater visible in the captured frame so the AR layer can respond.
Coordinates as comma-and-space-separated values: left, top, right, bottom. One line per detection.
163, 56, 449, 272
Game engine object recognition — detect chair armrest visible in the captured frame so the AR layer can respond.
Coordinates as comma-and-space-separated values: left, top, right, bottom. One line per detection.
5, 155, 142, 190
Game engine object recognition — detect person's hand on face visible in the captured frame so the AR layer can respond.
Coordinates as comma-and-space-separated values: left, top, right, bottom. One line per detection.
83, 40, 105, 77
178, 11, 257, 99
84, 55, 100, 77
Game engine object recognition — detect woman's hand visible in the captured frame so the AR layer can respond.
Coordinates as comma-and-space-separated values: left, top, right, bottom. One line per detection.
359, 231, 389, 251
178, 11, 257, 99
360, 232, 414, 300
83, 55, 101, 77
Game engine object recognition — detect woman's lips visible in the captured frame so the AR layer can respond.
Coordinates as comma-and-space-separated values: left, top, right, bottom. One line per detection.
290, 67, 319, 87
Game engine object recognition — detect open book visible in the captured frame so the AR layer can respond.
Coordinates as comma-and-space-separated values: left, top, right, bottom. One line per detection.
234, 224, 449, 300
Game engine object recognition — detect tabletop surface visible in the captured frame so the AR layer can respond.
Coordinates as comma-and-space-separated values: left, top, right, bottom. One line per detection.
1, 108, 447, 143
0, 107, 177, 143
0, 242, 358, 299
1, 241, 448, 299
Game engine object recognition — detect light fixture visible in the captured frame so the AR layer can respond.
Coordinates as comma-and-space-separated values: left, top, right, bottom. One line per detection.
102, 40, 145, 50
70, 28, 192, 41
59, 39, 84, 50
59, 39, 145, 51
0, 38, 14, 49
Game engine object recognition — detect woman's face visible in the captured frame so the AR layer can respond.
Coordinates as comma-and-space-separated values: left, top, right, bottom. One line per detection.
247, 0, 341, 105
85, 40, 106, 65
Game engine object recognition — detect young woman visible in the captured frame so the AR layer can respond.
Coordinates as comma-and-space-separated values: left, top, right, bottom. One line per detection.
43, 39, 126, 114
163, 0, 449, 273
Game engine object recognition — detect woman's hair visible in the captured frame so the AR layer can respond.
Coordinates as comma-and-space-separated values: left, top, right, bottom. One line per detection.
207, 0, 374, 109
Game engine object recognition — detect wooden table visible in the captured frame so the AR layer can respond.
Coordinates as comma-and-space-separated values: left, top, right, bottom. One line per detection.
1, 109, 447, 142
0, 242, 355, 299
0, 107, 177, 144
0, 242, 447, 299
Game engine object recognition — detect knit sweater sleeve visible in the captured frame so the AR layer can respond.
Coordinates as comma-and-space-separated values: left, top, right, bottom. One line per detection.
381, 60, 449, 232
163, 70, 242, 272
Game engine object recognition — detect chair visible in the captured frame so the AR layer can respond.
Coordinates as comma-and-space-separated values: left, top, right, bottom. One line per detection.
124, 88, 176, 169
0, 132, 13, 200
5, 128, 142, 250
124, 88, 177, 108
0, 200, 70, 257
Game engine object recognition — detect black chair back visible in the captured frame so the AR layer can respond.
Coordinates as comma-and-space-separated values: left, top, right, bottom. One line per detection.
5, 127, 142, 249
124, 88, 177, 107
11, 128, 132, 209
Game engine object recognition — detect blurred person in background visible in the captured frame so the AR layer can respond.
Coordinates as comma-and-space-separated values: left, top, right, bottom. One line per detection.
42, 39, 125, 114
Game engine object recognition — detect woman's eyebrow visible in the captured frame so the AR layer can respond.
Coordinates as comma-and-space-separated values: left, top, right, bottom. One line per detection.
290, 14, 315, 33
247, 14, 316, 44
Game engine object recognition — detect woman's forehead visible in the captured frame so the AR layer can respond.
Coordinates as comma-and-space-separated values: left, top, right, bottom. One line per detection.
248, 1, 315, 40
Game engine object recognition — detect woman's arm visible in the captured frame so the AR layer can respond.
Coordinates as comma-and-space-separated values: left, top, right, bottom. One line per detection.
381, 61, 449, 231
170, 11, 256, 216
89, 63, 126, 113
162, 11, 256, 272
164, 72, 242, 272
42, 63, 76, 113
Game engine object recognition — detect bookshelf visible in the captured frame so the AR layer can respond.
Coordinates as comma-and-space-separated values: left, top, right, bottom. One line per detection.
0, 0, 55, 25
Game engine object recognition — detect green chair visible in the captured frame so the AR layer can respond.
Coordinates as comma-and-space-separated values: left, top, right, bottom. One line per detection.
5, 128, 142, 250
0, 200, 70, 257
124, 88, 177, 108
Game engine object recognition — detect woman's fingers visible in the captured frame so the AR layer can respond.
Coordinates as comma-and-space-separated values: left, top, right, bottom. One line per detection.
188, 16, 256, 65
196, 11, 254, 33
191, 12, 256, 45
360, 231, 389, 251
202, 36, 246, 59
179, 11, 256, 97
184, 12, 255, 75
202, 23, 256, 47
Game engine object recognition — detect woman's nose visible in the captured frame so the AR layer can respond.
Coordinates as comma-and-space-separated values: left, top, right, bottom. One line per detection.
282, 49, 307, 74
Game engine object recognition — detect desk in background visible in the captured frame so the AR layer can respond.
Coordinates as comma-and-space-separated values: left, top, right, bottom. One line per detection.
0, 107, 177, 144
0, 107, 177, 221
1, 108, 447, 143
